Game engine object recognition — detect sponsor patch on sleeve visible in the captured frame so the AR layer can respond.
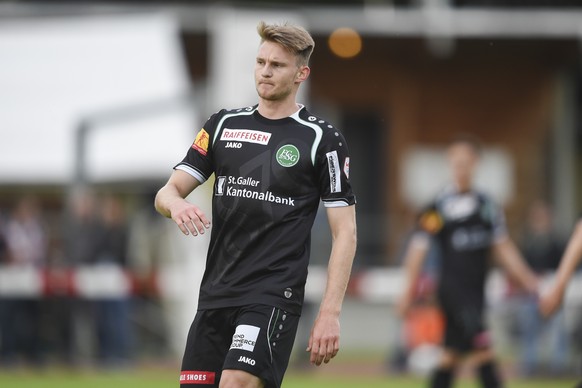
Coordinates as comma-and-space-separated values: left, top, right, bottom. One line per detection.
326, 150, 342, 193
343, 157, 350, 179
419, 210, 443, 234
192, 128, 210, 156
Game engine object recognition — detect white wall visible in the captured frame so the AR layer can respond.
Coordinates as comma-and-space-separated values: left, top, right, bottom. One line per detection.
0, 12, 193, 184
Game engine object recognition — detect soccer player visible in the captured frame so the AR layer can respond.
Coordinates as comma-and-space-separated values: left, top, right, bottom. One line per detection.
397, 136, 538, 388
540, 220, 582, 317
155, 22, 357, 388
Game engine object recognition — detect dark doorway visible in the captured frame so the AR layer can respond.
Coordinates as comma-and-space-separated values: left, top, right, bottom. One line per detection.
341, 110, 388, 267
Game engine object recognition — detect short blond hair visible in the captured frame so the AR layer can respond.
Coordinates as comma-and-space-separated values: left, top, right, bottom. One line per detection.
257, 21, 315, 66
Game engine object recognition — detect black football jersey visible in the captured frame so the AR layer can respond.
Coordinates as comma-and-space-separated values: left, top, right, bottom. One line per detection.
175, 105, 356, 314
415, 187, 507, 301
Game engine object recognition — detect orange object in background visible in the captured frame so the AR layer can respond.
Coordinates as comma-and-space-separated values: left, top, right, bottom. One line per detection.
404, 305, 445, 349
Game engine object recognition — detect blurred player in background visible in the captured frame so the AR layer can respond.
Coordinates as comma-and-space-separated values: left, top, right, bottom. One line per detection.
155, 21, 357, 388
397, 135, 538, 388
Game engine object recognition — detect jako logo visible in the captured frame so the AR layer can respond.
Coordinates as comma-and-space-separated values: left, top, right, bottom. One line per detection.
276, 145, 300, 167
225, 142, 242, 149
238, 356, 256, 366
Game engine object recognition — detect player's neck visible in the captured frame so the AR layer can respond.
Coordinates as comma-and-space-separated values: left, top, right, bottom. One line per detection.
257, 98, 300, 120
454, 181, 473, 193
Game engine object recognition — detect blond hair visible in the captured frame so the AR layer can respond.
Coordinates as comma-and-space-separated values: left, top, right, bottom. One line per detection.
257, 21, 315, 66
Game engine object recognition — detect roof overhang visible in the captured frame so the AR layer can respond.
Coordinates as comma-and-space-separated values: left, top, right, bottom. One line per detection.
3, 4, 582, 39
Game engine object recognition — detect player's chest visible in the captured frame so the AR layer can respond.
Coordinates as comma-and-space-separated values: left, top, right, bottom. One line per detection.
213, 126, 316, 172
441, 215, 493, 252
212, 125, 318, 192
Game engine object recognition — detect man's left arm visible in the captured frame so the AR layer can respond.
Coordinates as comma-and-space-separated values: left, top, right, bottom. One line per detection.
493, 237, 538, 294
307, 205, 357, 366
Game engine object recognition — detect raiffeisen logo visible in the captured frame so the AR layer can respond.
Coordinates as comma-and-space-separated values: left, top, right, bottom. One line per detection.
220, 129, 271, 145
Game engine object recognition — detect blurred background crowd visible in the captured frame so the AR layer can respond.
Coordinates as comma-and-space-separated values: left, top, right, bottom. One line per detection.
0, 190, 171, 368
2, 0, 582, 381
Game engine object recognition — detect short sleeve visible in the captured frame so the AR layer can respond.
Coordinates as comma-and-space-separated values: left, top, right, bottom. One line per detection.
407, 203, 442, 250
174, 111, 221, 184
487, 199, 509, 243
316, 129, 356, 208
416, 203, 444, 236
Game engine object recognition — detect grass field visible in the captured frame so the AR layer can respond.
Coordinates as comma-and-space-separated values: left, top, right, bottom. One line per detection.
0, 368, 578, 388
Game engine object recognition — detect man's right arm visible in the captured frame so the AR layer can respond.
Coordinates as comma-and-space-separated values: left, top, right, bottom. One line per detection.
155, 169, 211, 237
397, 234, 430, 317
397, 206, 440, 317
540, 219, 582, 317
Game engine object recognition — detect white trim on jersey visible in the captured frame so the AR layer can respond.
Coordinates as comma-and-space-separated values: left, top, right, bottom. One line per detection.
266, 307, 276, 363
212, 107, 258, 145
175, 164, 207, 184
290, 108, 323, 166
323, 199, 351, 208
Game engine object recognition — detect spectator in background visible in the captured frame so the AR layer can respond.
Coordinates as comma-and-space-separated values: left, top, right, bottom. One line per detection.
0, 209, 10, 365
64, 190, 100, 267
515, 200, 568, 376
2, 197, 47, 366
127, 189, 171, 360
58, 190, 101, 366
93, 193, 132, 367
5, 196, 47, 267
0, 211, 8, 264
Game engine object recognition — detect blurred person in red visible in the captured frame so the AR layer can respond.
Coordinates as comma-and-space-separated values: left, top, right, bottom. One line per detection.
1, 196, 48, 366
397, 135, 538, 388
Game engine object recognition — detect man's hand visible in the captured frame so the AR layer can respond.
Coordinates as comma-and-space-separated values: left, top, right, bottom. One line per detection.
168, 199, 211, 237
306, 312, 340, 366
539, 285, 565, 318
155, 170, 210, 236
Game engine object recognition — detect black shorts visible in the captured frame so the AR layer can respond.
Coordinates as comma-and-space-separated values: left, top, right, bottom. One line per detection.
439, 295, 490, 353
180, 304, 299, 388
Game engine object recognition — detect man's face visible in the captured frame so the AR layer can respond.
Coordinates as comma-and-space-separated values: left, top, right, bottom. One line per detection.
447, 143, 479, 189
255, 41, 308, 102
